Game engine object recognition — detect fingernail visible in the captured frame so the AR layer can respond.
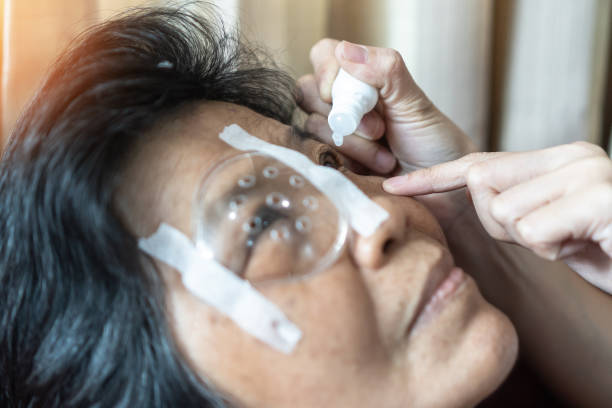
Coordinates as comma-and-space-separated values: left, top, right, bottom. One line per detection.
341, 41, 368, 64
382, 176, 403, 192
375, 150, 396, 173
354, 127, 374, 140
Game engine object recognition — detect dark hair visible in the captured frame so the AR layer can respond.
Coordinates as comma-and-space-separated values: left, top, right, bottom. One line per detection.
0, 5, 296, 407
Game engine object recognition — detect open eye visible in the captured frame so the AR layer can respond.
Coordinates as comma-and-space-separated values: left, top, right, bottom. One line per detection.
318, 149, 342, 169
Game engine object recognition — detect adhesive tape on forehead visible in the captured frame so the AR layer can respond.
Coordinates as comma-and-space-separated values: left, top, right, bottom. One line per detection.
193, 152, 348, 283
139, 223, 302, 354
219, 124, 389, 237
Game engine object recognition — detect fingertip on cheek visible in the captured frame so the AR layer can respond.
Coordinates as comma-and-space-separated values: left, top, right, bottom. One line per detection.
382, 176, 405, 193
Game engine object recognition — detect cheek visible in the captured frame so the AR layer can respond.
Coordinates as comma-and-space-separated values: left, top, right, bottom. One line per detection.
401, 198, 447, 246
267, 261, 386, 361
166, 261, 390, 405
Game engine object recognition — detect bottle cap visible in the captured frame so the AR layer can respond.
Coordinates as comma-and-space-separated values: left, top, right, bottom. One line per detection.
328, 103, 361, 146
328, 69, 378, 147
329, 110, 358, 136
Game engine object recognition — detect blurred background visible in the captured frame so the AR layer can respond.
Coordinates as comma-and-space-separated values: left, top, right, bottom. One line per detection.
1, 0, 611, 154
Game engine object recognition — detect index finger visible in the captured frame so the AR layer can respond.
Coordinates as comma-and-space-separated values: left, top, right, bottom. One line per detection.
382, 152, 505, 195
310, 38, 340, 103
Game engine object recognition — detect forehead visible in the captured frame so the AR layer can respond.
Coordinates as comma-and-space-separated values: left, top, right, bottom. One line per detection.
115, 101, 304, 237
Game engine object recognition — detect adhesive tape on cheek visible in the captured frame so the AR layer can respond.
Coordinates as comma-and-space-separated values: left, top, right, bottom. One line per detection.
219, 124, 389, 237
138, 223, 302, 354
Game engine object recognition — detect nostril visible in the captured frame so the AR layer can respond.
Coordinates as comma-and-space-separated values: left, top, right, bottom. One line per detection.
382, 238, 394, 254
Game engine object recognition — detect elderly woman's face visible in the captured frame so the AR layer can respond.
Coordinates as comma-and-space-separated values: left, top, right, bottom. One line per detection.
119, 102, 518, 408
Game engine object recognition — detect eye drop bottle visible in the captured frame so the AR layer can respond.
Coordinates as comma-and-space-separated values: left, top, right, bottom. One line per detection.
328, 68, 378, 146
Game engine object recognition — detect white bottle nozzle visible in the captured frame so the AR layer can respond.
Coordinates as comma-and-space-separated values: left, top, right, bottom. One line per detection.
328, 69, 378, 147
331, 131, 346, 147
329, 112, 358, 145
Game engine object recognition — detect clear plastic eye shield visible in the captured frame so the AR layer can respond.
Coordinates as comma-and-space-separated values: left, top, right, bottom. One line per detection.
138, 124, 389, 353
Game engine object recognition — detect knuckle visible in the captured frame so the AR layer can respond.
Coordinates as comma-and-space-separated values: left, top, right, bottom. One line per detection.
598, 183, 612, 207
516, 219, 539, 246
590, 156, 612, 175
592, 154, 612, 169
570, 156, 612, 184
489, 196, 511, 224
571, 141, 606, 157
310, 38, 333, 63
466, 163, 488, 190
382, 49, 405, 77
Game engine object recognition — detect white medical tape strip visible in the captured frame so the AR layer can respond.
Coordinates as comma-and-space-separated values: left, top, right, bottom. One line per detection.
138, 223, 302, 354
219, 124, 389, 237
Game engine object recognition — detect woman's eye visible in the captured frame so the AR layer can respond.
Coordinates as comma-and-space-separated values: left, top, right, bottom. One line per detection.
318, 150, 341, 169
239, 206, 285, 274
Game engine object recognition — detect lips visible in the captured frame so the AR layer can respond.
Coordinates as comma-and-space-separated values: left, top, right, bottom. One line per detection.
406, 251, 465, 335
416, 267, 466, 328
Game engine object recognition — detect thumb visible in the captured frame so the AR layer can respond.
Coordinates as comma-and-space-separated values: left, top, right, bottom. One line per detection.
335, 41, 429, 113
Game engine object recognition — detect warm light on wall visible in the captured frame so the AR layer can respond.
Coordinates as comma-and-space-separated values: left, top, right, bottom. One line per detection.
0, 0, 160, 148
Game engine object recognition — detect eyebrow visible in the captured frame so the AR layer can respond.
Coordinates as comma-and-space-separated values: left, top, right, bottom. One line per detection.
289, 125, 316, 143
206, 126, 315, 210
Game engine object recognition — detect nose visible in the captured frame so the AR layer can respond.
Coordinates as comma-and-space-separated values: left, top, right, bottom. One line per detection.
351, 196, 407, 269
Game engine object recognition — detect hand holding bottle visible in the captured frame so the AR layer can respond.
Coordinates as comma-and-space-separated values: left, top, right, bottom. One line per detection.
298, 39, 477, 174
